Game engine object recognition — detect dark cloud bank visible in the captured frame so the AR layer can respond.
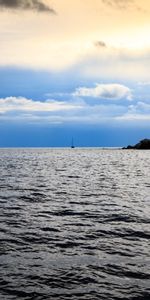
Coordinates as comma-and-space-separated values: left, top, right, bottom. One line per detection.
0, 0, 56, 13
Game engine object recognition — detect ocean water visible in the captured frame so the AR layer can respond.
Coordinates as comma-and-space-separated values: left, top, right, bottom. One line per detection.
0, 148, 150, 300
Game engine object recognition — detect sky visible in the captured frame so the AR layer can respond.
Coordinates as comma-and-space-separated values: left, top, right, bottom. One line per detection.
0, 0, 150, 147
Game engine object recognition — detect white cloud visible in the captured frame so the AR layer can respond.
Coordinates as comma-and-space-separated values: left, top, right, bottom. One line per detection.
73, 83, 132, 100
0, 96, 81, 113
0, 95, 127, 124
116, 114, 150, 121
0, 94, 130, 126
115, 101, 150, 124
0, 95, 149, 127
138, 81, 150, 86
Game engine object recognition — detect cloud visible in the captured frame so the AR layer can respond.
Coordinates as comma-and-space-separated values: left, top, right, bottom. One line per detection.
0, 0, 56, 13
94, 41, 107, 48
0, 97, 81, 113
116, 113, 150, 122
102, 0, 135, 9
115, 101, 150, 123
73, 83, 132, 100
0, 95, 127, 124
77, 45, 150, 81
0, 95, 149, 127
138, 81, 150, 86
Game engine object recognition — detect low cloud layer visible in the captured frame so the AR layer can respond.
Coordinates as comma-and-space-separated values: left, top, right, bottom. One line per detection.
74, 84, 132, 100
0, 95, 126, 124
0, 95, 149, 126
0, 0, 56, 13
0, 97, 80, 113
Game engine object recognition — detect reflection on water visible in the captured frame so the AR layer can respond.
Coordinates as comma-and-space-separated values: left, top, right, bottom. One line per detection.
0, 148, 150, 300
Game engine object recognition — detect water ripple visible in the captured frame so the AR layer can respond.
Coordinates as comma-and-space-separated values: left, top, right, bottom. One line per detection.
0, 148, 150, 300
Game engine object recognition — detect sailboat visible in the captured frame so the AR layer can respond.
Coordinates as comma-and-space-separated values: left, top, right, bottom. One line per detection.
71, 138, 75, 148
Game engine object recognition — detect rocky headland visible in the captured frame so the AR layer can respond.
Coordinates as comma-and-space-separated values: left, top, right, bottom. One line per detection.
123, 139, 150, 149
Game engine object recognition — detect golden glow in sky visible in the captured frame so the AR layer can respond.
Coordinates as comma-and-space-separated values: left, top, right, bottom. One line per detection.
0, 0, 150, 72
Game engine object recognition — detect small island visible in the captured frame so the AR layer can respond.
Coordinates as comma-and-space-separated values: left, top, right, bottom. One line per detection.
123, 139, 150, 149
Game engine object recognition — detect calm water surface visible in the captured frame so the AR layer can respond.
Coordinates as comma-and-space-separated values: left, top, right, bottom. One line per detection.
0, 148, 150, 300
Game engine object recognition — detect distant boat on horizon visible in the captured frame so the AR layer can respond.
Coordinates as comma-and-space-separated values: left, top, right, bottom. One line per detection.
71, 138, 75, 148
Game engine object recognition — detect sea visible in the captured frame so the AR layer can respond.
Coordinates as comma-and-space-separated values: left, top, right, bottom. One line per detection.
0, 148, 150, 300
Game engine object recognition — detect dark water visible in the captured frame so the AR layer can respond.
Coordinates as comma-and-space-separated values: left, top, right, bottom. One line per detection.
0, 148, 150, 300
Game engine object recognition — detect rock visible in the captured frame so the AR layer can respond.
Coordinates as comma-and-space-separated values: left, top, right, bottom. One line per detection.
126, 145, 135, 149
123, 139, 150, 149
